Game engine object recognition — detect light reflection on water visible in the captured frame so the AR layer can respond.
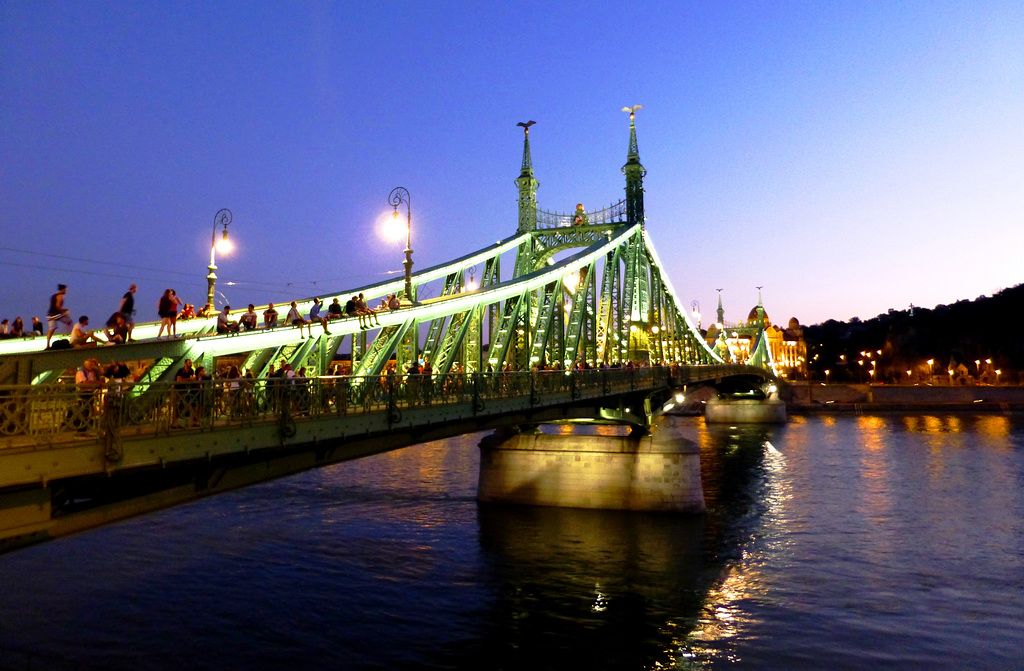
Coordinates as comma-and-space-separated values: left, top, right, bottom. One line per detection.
0, 414, 1022, 669
686, 412, 1024, 670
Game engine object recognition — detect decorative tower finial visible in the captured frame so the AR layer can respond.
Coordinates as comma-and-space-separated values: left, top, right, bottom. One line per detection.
621, 106, 646, 229
515, 121, 539, 234
716, 288, 725, 327
756, 286, 766, 326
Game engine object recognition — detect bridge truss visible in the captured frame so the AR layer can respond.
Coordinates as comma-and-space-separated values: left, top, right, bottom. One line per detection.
0, 110, 720, 387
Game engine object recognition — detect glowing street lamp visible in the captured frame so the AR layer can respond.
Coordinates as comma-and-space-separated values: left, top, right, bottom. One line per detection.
388, 187, 414, 303
207, 208, 233, 307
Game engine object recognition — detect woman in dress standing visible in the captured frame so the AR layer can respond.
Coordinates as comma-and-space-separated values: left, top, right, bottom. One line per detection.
157, 289, 184, 339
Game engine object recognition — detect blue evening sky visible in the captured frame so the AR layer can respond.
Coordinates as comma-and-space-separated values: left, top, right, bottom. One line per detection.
2, 1, 1022, 328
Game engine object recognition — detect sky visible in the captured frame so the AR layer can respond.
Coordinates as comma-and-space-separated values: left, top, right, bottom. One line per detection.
2, 1, 1022, 329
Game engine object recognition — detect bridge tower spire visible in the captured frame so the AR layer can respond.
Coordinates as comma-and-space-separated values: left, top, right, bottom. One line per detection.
716, 288, 725, 327
755, 286, 766, 327
621, 106, 646, 229
515, 121, 539, 234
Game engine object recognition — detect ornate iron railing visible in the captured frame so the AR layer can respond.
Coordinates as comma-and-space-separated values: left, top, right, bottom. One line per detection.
0, 369, 649, 446
0, 365, 763, 451
535, 200, 627, 229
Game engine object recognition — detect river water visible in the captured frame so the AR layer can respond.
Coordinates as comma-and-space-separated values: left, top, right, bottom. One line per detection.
1, 413, 1023, 670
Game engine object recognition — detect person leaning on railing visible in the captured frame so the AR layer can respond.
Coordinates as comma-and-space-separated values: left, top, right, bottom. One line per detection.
66, 358, 103, 431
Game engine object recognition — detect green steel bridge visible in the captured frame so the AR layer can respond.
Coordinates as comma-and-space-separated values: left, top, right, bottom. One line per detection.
0, 111, 774, 553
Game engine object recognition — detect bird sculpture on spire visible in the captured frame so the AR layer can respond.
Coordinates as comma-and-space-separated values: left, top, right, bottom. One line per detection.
517, 120, 536, 134
621, 105, 642, 119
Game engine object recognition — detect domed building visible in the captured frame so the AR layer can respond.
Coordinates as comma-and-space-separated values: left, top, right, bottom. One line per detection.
705, 289, 807, 378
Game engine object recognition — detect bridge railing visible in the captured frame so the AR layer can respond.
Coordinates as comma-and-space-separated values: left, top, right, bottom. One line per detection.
0, 368, 688, 448
534, 200, 627, 229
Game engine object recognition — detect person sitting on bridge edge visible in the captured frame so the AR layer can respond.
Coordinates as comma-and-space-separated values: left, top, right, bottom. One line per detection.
217, 306, 240, 334
263, 303, 279, 328
9, 317, 24, 337
104, 312, 129, 344
31, 317, 44, 336
69, 315, 105, 348
327, 297, 344, 321
356, 293, 380, 327
46, 283, 73, 348
286, 301, 320, 339
388, 294, 401, 311
178, 303, 196, 320
344, 296, 365, 329
239, 304, 258, 331
308, 298, 331, 335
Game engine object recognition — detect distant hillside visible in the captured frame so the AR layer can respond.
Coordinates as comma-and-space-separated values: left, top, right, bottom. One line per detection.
803, 284, 1024, 383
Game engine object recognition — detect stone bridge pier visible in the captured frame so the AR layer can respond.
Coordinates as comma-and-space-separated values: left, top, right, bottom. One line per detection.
477, 418, 704, 513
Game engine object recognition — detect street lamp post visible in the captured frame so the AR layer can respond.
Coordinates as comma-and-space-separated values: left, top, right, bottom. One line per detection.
206, 208, 233, 308
388, 187, 414, 303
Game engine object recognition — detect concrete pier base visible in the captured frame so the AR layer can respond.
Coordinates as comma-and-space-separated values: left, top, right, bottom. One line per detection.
705, 396, 787, 423
477, 419, 705, 513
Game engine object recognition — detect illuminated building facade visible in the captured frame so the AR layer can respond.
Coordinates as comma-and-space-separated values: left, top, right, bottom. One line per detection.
703, 290, 808, 379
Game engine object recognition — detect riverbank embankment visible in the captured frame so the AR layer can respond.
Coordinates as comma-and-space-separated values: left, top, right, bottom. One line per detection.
782, 383, 1024, 413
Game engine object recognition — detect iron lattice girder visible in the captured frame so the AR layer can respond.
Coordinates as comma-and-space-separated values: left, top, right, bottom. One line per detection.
595, 242, 624, 364
527, 278, 563, 366
487, 290, 529, 369
351, 321, 414, 378
432, 309, 473, 376
561, 260, 597, 366
528, 224, 622, 269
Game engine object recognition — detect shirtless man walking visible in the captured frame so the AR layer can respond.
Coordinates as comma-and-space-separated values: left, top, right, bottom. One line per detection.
46, 284, 73, 348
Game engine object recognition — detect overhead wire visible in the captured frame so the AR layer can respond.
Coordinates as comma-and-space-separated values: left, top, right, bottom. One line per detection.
0, 246, 405, 295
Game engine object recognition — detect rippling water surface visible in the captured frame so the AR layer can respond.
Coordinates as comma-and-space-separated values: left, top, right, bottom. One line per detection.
1, 414, 1023, 670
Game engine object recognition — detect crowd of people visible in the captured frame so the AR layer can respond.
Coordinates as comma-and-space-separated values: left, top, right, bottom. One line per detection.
0, 282, 406, 350
0, 316, 43, 339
